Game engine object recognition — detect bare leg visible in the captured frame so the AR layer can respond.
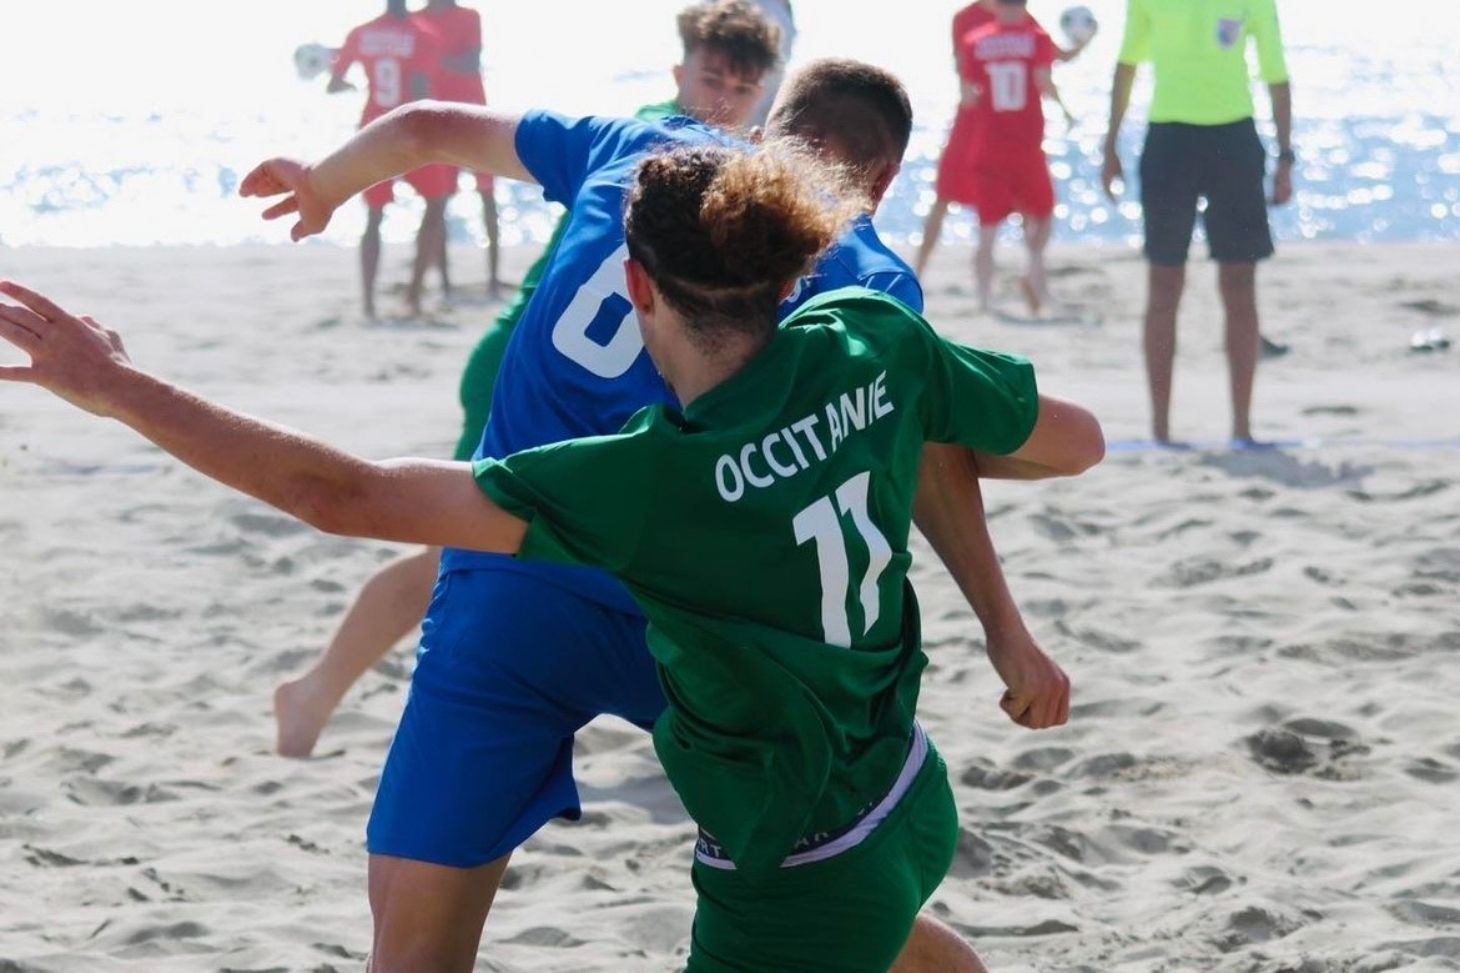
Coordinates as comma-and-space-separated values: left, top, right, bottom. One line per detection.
408, 200, 450, 316
481, 189, 502, 299
1218, 261, 1260, 442
892, 913, 990, 973
914, 200, 951, 278
436, 208, 452, 304
1144, 263, 1186, 443
274, 547, 440, 757
1020, 216, 1052, 315
368, 854, 509, 973
974, 223, 999, 311
362, 207, 385, 320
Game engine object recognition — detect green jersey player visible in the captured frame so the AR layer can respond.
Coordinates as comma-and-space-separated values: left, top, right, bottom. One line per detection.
0, 143, 1102, 970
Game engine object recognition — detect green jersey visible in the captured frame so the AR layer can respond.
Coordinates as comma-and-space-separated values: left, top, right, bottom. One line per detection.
474, 288, 1039, 872
1118, 0, 1289, 126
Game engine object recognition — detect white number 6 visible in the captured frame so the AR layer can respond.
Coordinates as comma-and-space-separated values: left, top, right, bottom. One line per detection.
551, 243, 645, 379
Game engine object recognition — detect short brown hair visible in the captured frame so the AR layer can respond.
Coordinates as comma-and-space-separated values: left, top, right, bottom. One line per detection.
677, 0, 782, 80
766, 59, 914, 174
625, 145, 856, 350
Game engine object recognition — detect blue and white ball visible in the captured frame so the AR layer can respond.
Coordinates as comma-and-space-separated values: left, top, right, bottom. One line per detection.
293, 44, 337, 82
1059, 6, 1099, 45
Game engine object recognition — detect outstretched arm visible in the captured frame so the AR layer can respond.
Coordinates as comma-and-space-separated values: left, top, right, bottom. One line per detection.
240, 103, 532, 241
1036, 67, 1076, 129
0, 282, 527, 553
915, 445, 1071, 730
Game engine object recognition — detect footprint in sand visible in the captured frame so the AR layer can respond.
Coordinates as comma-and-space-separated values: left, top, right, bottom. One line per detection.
1173, 864, 1235, 896
1246, 720, 1371, 778
1154, 556, 1274, 589
42, 608, 106, 640
230, 511, 310, 539
1216, 904, 1306, 950
1403, 757, 1459, 784
959, 759, 1033, 791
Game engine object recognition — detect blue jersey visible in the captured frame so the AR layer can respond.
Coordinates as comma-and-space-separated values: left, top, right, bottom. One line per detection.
782, 214, 923, 316
442, 112, 922, 613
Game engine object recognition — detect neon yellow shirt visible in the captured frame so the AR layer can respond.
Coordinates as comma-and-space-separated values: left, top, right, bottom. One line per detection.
1118, 0, 1289, 126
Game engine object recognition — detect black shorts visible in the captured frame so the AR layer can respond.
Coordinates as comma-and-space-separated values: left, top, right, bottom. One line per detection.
1139, 118, 1274, 266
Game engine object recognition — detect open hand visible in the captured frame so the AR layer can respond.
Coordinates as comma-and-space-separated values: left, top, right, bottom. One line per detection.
240, 158, 336, 241
1101, 144, 1124, 201
0, 281, 132, 417
1270, 161, 1294, 207
986, 625, 1071, 729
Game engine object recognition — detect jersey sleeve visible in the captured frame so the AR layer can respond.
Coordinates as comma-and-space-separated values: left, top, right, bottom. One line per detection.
472, 426, 658, 573
956, 33, 980, 83
1117, 0, 1152, 66
1251, 0, 1290, 84
860, 271, 924, 315
410, 26, 445, 98
917, 322, 1040, 455
514, 111, 657, 206
331, 28, 361, 81
1034, 28, 1058, 69
465, 9, 483, 51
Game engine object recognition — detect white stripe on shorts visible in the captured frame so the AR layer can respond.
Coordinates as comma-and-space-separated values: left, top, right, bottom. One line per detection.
694, 723, 930, 871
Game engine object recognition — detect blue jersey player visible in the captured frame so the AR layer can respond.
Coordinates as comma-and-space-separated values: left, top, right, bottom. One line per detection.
241, 59, 1071, 972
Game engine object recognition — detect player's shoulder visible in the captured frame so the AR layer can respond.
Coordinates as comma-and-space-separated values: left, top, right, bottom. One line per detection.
411, 14, 445, 40
784, 286, 930, 347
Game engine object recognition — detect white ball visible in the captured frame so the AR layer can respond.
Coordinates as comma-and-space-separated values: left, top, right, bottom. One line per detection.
293, 44, 336, 82
1059, 6, 1099, 45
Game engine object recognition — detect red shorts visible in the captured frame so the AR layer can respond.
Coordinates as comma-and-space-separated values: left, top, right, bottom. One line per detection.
363, 164, 459, 210
968, 151, 1055, 226
935, 108, 982, 206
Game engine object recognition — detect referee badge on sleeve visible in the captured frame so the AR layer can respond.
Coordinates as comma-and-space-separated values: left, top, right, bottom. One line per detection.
1217, 18, 1244, 49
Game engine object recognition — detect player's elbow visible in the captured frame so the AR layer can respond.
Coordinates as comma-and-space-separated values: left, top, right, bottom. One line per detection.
1059, 405, 1106, 475
394, 101, 455, 158
1033, 399, 1105, 477
288, 469, 380, 539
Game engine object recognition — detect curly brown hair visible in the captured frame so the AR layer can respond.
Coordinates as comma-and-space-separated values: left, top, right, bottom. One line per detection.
677, 0, 782, 79
625, 145, 858, 350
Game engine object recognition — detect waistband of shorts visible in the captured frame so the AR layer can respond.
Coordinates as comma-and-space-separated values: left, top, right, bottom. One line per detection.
1147, 117, 1257, 135
693, 723, 929, 872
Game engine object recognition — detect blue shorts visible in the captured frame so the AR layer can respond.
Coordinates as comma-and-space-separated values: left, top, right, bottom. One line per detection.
367, 567, 663, 868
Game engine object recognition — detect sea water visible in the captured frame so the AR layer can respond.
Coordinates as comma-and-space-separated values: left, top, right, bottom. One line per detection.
0, 0, 1455, 250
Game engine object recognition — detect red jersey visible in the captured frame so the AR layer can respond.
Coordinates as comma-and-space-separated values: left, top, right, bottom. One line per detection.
959, 17, 1057, 157
333, 13, 445, 125
413, 5, 488, 105
951, 3, 995, 56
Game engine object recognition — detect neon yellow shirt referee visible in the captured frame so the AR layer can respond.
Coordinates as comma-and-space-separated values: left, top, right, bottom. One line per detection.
1101, 0, 1295, 446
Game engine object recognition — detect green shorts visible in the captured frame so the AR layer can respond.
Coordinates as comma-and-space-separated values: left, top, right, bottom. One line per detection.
453, 315, 517, 461
686, 741, 957, 973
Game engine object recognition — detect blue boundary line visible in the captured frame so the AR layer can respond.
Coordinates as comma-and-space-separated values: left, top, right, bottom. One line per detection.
1107, 437, 1460, 454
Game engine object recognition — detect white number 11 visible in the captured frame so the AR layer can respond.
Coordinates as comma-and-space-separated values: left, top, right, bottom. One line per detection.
792, 472, 893, 647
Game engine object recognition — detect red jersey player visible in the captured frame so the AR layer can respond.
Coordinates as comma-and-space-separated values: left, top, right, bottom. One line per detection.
415, 0, 502, 298
959, 0, 1072, 312
329, 0, 455, 318
916, 0, 1090, 282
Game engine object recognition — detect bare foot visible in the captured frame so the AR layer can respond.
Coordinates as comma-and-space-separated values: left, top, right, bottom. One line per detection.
273, 675, 339, 758
1019, 277, 1046, 316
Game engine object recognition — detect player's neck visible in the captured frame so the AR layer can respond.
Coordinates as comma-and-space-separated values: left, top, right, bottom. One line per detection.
661, 329, 772, 409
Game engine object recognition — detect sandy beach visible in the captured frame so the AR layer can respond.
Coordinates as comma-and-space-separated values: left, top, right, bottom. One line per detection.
1, 240, 1457, 972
